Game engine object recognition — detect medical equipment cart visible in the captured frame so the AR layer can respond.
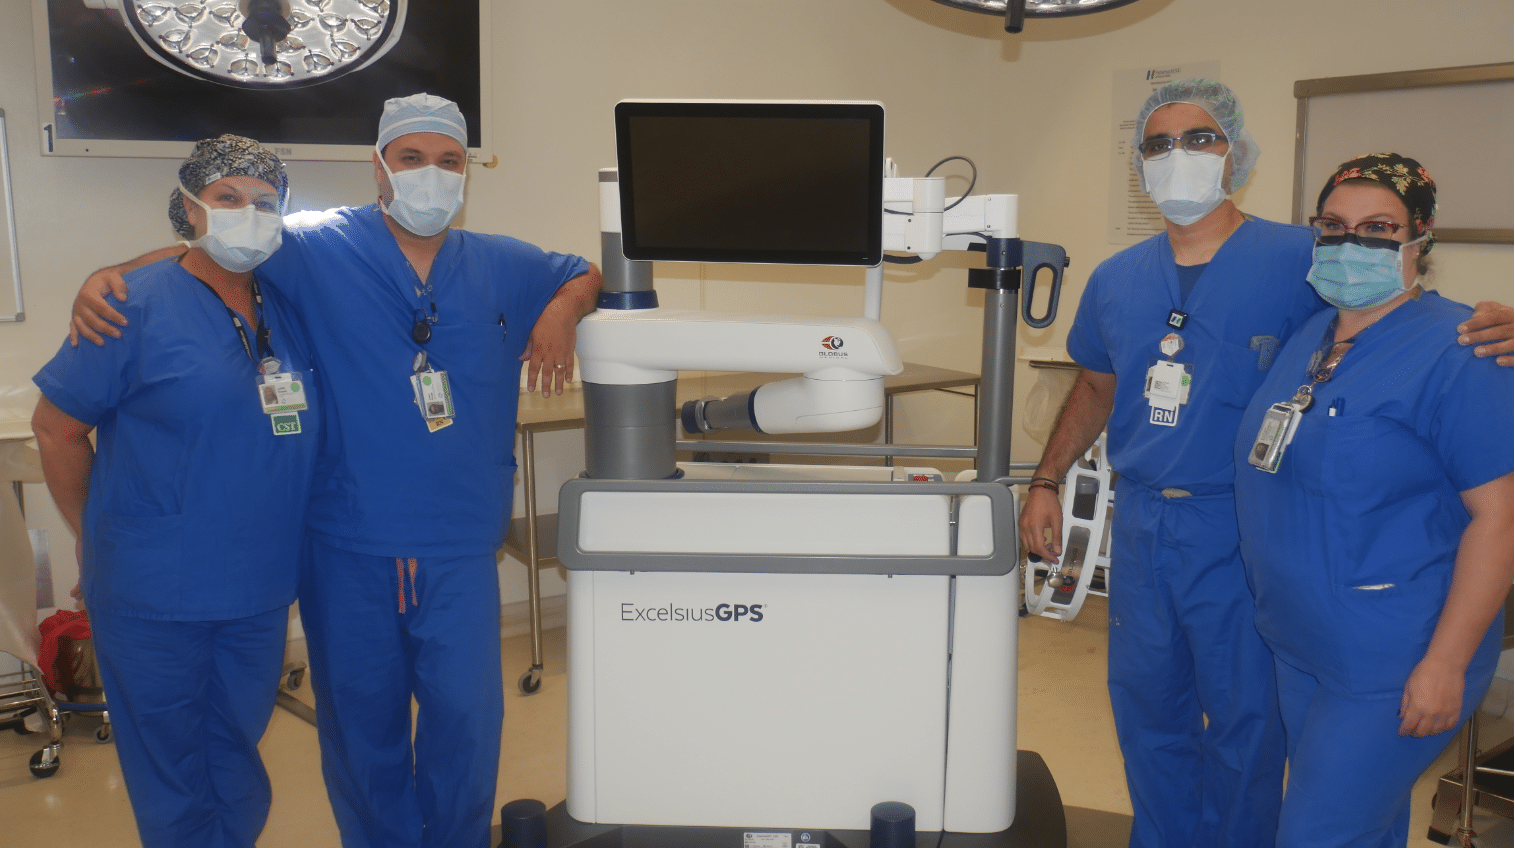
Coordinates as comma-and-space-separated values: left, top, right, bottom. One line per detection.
503, 100, 1071, 846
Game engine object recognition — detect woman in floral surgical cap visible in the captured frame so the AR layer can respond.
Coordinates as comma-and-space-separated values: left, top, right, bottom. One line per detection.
31, 135, 319, 848
1233, 152, 1512, 847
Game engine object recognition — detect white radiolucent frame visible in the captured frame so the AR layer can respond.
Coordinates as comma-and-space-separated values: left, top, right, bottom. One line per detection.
0, 110, 22, 323
30, 0, 494, 164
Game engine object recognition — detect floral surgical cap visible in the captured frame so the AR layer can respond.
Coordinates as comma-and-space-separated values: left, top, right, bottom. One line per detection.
1317, 152, 1437, 255
168, 135, 288, 239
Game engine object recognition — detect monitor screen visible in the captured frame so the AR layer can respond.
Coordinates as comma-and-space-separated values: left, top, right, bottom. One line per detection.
33, 0, 484, 162
614, 101, 884, 266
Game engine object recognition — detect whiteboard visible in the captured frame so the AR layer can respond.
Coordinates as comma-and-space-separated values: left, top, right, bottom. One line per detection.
0, 110, 21, 322
1292, 64, 1513, 244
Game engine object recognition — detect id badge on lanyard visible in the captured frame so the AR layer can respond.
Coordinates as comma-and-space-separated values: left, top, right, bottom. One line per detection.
257, 357, 308, 436
1246, 401, 1304, 473
1144, 332, 1192, 427
410, 350, 455, 432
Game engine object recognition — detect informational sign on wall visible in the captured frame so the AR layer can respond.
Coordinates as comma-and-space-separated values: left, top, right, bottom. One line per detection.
1108, 61, 1222, 245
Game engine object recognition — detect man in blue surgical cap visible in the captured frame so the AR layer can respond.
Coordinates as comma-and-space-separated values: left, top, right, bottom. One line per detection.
72, 94, 601, 848
1018, 80, 1511, 848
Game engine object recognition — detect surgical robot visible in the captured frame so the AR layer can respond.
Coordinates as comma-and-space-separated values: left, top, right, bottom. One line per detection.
504, 101, 1071, 848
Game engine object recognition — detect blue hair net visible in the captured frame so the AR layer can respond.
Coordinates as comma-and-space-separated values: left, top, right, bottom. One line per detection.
377, 93, 468, 153
1131, 79, 1260, 193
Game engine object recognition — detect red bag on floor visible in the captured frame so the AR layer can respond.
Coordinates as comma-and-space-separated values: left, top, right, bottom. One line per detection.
37, 609, 91, 698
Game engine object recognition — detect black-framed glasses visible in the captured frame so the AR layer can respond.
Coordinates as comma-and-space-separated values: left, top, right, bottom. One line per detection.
1308, 216, 1408, 249
1138, 131, 1226, 160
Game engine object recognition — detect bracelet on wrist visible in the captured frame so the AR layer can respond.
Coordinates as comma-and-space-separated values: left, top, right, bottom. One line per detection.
1028, 479, 1060, 493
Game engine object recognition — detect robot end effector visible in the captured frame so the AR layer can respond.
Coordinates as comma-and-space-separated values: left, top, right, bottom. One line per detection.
681, 374, 886, 436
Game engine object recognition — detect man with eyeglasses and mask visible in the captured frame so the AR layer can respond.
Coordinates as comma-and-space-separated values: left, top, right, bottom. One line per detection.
69, 94, 600, 848
1018, 79, 1512, 848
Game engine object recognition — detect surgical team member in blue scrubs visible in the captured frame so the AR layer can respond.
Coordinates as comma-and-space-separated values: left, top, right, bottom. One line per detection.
70, 95, 601, 848
1021, 80, 1313, 848
1235, 153, 1512, 848
31, 136, 318, 848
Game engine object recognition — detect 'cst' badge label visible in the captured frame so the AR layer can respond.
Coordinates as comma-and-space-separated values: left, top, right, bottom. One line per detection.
271, 412, 302, 436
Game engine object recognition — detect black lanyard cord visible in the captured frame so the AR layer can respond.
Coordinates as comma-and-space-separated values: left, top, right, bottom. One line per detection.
195, 277, 276, 363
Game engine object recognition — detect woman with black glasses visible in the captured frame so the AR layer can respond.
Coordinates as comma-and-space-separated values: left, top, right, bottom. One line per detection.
1233, 152, 1512, 847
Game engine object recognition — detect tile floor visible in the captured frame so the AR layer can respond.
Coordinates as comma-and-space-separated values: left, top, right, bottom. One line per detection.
1, 596, 1508, 846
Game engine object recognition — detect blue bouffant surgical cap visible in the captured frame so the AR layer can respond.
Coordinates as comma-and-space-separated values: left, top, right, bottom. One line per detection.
168, 134, 288, 239
1132, 79, 1260, 193
376, 93, 468, 153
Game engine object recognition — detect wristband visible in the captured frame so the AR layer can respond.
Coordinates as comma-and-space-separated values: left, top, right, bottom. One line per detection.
1028, 479, 1060, 493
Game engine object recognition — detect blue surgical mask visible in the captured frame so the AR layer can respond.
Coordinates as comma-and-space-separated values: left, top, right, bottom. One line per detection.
1306, 235, 1426, 311
377, 145, 466, 237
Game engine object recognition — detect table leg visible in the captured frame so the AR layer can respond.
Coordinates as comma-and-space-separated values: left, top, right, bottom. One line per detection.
520, 428, 544, 695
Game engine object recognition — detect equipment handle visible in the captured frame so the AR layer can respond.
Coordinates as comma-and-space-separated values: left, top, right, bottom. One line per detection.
1020, 241, 1066, 329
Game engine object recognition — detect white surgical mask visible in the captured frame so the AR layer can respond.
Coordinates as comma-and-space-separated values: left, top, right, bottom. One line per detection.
377, 146, 466, 237
1143, 151, 1228, 226
181, 185, 283, 273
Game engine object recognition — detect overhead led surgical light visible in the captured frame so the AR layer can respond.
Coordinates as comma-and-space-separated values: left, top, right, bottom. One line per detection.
930, 0, 1142, 33
84, 0, 407, 88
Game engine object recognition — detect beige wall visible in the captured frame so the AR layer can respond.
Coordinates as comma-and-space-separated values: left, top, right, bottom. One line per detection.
2, 0, 1510, 605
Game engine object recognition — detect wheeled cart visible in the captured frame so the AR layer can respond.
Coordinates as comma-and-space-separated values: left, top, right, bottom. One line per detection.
0, 648, 112, 778
510, 463, 1063, 846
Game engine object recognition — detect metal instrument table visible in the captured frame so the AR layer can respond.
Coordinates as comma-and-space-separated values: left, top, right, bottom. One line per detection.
501, 362, 980, 694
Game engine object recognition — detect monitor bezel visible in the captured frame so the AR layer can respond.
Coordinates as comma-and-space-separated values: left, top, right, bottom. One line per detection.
614, 100, 885, 267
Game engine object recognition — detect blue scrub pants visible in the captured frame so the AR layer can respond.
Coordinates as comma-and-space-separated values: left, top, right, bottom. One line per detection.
1107, 479, 1286, 848
299, 537, 504, 848
89, 606, 289, 848
1273, 634, 1500, 848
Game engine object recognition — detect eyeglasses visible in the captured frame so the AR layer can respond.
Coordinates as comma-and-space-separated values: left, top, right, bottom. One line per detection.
1308, 217, 1409, 249
1138, 131, 1226, 160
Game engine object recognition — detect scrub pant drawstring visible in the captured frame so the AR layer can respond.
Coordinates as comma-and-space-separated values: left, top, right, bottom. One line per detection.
395, 558, 419, 613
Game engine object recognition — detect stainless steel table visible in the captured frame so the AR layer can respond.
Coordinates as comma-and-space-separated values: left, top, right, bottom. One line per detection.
501, 363, 980, 694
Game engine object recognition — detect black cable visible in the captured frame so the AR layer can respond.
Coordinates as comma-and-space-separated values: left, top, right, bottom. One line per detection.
924, 155, 977, 211
882, 155, 977, 215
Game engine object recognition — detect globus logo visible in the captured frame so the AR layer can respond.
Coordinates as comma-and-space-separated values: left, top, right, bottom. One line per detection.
821, 336, 844, 351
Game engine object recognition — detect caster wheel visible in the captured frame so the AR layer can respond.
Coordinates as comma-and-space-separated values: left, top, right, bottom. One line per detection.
518, 669, 542, 695
285, 669, 305, 691
29, 749, 60, 778
95, 724, 112, 744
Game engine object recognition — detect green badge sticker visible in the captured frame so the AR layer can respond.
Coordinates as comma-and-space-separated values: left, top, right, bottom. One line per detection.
271, 412, 302, 436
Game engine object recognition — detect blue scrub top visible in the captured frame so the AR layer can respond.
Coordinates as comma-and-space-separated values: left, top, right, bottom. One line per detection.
1233, 293, 1513, 696
1066, 218, 1322, 493
258, 205, 589, 557
34, 258, 320, 621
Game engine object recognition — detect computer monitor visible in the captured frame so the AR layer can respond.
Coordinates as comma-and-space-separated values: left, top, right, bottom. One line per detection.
614, 100, 885, 266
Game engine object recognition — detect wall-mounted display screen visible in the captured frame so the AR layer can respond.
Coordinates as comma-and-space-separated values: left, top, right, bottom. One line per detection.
32, 0, 486, 161
614, 101, 885, 266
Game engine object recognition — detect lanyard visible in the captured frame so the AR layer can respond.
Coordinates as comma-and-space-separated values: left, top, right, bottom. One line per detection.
1307, 316, 1359, 383
411, 269, 438, 344
196, 277, 275, 363
1289, 317, 1357, 411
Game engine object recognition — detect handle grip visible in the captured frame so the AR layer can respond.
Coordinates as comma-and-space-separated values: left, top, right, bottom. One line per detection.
1020, 241, 1066, 329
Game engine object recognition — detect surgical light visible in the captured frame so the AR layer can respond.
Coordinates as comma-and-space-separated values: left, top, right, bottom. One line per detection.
930, 0, 1142, 33
85, 0, 407, 89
